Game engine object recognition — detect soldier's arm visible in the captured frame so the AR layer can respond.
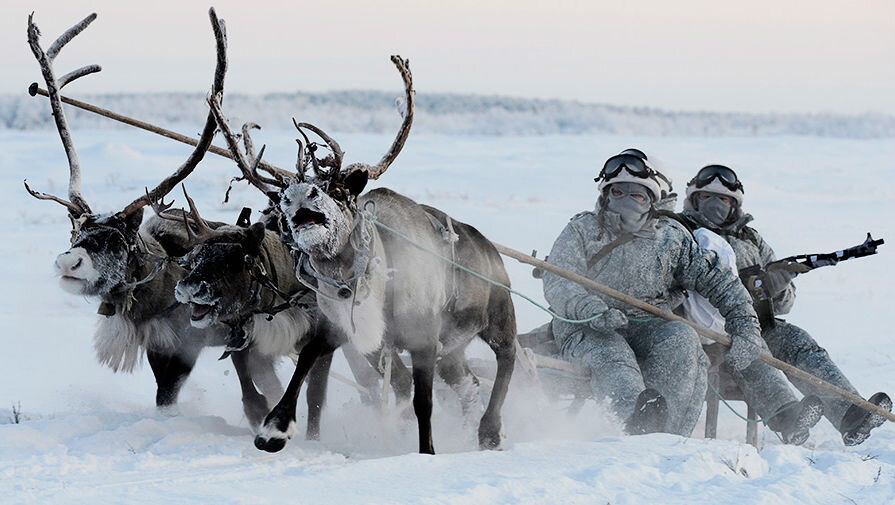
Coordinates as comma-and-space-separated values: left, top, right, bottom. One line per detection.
543, 220, 609, 321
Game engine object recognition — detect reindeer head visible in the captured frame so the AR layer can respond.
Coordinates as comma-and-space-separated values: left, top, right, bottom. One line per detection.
279, 169, 369, 259
175, 222, 268, 328
161, 187, 269, 328
207, 55, 413, 261
55, 210, 144, 296
26, 9, 228, 299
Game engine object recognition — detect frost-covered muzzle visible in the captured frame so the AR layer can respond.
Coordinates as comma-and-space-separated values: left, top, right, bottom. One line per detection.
279, 182, 352, 259
55, 247, 97, 294
175, 230, 264, 329
56, 220, 134, 297
174, 279, 222, 328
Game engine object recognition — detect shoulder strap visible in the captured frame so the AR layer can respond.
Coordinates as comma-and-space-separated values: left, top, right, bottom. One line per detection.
587, 233, 634, 270
739, 226, 762, 248
653, 209, 696, 239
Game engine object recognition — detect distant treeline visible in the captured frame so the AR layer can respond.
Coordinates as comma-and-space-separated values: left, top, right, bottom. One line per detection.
2, 91, 893, 138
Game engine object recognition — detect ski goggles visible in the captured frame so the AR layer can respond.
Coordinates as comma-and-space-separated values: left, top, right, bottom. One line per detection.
688, 164, 744, 193
594, 153, 671, 188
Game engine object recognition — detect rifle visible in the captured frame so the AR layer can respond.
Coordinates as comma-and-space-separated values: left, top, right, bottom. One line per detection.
739, 233, 884, 330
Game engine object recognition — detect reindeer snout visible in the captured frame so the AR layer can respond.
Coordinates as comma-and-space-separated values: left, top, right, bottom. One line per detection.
195, 281, 211, 298
175, 280, 212, 304
55, 248, 90, 277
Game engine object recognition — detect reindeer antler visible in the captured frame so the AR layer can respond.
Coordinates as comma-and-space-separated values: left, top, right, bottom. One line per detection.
116, 7, 228, 219
208, 92, 288, 197
25, 12, 101, 217
354, 55, 414, 180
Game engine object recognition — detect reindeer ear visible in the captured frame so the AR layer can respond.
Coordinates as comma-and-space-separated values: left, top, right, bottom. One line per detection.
245, 221, 267, 253
344, 169, 369, 197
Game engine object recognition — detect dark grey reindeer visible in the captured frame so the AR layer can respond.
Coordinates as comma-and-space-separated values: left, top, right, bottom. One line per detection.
210, 56, 517, 454
24, 9, 284, 426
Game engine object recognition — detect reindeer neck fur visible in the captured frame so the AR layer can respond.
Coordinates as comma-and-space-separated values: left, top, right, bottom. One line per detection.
94, 231, 185, 373
244, 232, 313, 357
253, 231, 304, 311
309, 212, 389, 356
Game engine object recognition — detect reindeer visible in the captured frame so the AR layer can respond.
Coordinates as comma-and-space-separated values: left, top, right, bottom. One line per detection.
209, 56, 517, 454
165, 135, 413, 439
24, 9, 286, 427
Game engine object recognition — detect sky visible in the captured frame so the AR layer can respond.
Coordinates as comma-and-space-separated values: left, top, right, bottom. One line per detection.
2, 0, 894, 115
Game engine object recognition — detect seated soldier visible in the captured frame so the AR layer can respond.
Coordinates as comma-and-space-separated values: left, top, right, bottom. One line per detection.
542, 149, 763, 436
680, 225, 824, 445
680, 163, 892, 445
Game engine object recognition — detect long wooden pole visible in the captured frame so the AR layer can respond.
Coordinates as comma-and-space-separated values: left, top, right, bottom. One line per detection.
494, 242, 895, 424
28, 85, 293, 179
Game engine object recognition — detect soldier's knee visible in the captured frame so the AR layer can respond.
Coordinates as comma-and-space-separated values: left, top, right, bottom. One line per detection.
658, 321, 700, 347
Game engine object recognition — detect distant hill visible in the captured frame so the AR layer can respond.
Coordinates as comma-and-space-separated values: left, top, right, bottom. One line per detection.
2, 90, 893, 138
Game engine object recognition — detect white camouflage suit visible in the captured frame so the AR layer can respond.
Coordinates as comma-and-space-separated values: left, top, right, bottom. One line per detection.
544, 196, 762, 435
682, 203, 862, 430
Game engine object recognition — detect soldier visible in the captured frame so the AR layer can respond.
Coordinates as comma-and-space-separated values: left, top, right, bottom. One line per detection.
681, 163, 892, 445
543, 149, 763, 436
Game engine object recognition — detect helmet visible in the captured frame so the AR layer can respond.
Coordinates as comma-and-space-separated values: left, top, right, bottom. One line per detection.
596, 148, 672, 201
685, 164, 744, 206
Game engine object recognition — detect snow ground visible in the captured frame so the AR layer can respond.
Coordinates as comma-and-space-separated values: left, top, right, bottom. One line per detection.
1, 129, 893, 504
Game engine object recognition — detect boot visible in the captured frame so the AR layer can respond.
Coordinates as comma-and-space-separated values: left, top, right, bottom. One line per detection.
766, 395, 824, 446
840, 392, 892, 446
625, 388, 668, 435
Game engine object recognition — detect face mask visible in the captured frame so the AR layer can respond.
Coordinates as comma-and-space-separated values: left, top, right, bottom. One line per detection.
605, 182, 652, 233
696, 193, 733, 226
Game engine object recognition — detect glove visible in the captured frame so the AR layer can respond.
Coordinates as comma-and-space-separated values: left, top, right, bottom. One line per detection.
725, 335, 761, 372
762, 268, 796, 296
589, 308, 628, 332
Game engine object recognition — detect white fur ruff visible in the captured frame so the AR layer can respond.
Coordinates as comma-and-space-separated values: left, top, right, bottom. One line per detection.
319, 288, 387, 356
251, 307, 311, 357
94, 314, 179, 373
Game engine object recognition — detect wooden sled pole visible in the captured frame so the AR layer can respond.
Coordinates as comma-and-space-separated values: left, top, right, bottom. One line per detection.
28, 85, 293, 179
494, 242, 895, 424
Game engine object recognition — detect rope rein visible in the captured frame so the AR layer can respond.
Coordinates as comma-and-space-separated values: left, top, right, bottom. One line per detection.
372, 217, 605, 325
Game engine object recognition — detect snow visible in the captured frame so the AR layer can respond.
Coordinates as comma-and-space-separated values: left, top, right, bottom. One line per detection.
3, 92, 895, 138
1, 127, 894, 504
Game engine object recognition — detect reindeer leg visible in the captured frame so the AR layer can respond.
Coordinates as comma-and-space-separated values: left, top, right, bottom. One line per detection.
147, 345, 200, 409
354, 345, 413, 406
343, 343, 384, 406
387, 348, 413, 405
410, 343, 438, 454
437, 350, 483, 428
305, 350, 333, 441
245, 349, 284, 404
255, 336, 337, 453
477, 290, 517, 450
230, 350, 270, 431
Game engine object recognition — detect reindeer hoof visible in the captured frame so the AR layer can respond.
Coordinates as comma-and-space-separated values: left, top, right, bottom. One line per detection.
254, 413, 296, 452
254, 435, 287, 453
478, 419, 504, 450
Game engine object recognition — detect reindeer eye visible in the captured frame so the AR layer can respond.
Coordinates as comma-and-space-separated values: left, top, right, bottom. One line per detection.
282, 197, 291, 206
308, 187, 319, 199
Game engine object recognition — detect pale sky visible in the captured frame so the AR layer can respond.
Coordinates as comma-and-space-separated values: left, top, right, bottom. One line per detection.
2, 0, 893, 114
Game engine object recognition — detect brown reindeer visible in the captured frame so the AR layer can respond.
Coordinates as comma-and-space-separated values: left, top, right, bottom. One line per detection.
210, 56, 517, 454
24, 9, 286, 427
